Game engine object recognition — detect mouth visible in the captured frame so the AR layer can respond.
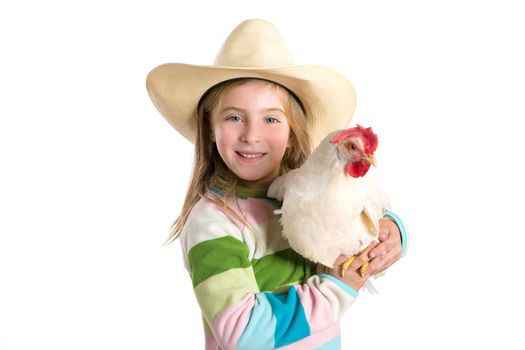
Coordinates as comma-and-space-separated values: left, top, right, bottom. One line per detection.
236, 151, 266, 160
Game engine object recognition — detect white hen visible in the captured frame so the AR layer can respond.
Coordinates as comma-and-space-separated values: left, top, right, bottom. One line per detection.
268, 125, 390, 274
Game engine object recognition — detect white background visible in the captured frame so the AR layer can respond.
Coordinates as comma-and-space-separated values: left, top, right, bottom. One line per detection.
1, 0, 524, 349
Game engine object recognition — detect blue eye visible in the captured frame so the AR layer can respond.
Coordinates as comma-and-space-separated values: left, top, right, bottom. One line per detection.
266, 117, 279, 124
227, 115, 243, 122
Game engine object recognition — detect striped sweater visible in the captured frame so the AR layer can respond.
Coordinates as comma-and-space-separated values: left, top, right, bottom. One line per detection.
180, 185, 393, 349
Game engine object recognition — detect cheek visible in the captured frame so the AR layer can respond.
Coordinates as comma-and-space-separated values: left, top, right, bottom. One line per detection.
213, 125, 233, 146
215, 128, 243, 162
269, 129, 291, 152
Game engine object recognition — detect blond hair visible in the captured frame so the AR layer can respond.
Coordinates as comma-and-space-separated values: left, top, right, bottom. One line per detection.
165, 78, 311, 244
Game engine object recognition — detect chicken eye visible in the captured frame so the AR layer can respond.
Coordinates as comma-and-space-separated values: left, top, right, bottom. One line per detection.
347, 143, 356, 151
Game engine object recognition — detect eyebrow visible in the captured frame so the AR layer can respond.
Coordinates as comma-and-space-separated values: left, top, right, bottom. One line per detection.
219, 106, 285, 114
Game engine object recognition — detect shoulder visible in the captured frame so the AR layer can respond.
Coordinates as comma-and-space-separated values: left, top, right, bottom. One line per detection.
179, 196, 244, 258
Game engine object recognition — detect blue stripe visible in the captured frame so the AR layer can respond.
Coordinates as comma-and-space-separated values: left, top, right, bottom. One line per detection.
316, 333, 341, 350
383, 209, 408, 256
319, 274, 359, 298
237, 294, 275, 350
264, 287, 310, 347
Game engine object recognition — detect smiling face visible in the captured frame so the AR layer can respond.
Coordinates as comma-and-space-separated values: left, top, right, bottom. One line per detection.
210, 81, 291, 188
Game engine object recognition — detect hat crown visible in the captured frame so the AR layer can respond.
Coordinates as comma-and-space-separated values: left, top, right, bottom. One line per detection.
214, 19, 295, 67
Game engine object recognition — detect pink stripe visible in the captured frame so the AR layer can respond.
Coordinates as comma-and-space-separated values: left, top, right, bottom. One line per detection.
295, 284, 335, 333
211, 293, 255, 349
244, 197, 276, 225
204, 331, 219, 350
276, 322, 340, 350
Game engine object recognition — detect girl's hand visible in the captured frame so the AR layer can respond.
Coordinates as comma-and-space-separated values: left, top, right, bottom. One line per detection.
363, 218, 402, 277
316, 242, 376, 291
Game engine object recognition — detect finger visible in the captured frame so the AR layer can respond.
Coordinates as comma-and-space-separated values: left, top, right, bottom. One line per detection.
329, 255, 349, 277
346, 243, 375, 271
368, 241, 388, 260
365, 249, 401, 276
378, 219, 392, 241
369, 233, 401, 259
380, 218, 402, 244
333, 254, 351, 267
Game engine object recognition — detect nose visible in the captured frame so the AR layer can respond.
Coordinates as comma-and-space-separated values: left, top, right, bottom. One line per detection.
240, 121, 260, 144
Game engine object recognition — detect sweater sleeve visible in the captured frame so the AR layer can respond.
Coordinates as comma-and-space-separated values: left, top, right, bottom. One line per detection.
383, 209, 408, 257
180, 203, 357, 350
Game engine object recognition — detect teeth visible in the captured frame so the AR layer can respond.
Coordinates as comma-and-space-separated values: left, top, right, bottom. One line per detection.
239, 153, 263, 159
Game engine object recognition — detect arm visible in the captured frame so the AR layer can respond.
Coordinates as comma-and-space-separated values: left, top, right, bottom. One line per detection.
181, 204, 359, 350
363, 209, 408, 276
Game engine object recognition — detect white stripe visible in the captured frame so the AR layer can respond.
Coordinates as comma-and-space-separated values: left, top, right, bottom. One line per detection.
180, 198, 292, 268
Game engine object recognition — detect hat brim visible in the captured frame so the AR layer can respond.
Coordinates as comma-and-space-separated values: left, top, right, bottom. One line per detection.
146, 63, 356, 147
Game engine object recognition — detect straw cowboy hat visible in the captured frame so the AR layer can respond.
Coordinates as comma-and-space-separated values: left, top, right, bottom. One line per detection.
146, 19, 356, 147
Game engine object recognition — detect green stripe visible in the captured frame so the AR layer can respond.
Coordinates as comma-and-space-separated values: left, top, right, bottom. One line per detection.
202, 315, 211, 335
188, 235, 251, 288
195, 267, 259, 322
252, 248, 315, 292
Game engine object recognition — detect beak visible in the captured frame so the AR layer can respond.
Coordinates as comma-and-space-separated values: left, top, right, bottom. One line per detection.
363, 155, 377, 167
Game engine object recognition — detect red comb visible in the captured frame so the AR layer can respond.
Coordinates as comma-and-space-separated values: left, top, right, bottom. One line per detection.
330, 125, 378, 153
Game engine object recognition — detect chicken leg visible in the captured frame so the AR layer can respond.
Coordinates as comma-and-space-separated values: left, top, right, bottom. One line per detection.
341, 256, 368, 278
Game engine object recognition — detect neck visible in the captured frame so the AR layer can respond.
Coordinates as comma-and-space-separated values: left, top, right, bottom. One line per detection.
213, 177, 269, 198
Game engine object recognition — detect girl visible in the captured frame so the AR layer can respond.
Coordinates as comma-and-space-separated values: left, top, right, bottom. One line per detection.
147, 20, 407, 350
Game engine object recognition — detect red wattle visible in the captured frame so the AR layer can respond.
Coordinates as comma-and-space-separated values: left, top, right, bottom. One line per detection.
346, 162, 371, 178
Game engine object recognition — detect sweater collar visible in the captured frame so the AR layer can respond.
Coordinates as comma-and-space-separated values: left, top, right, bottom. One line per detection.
211, 177, 269, 199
